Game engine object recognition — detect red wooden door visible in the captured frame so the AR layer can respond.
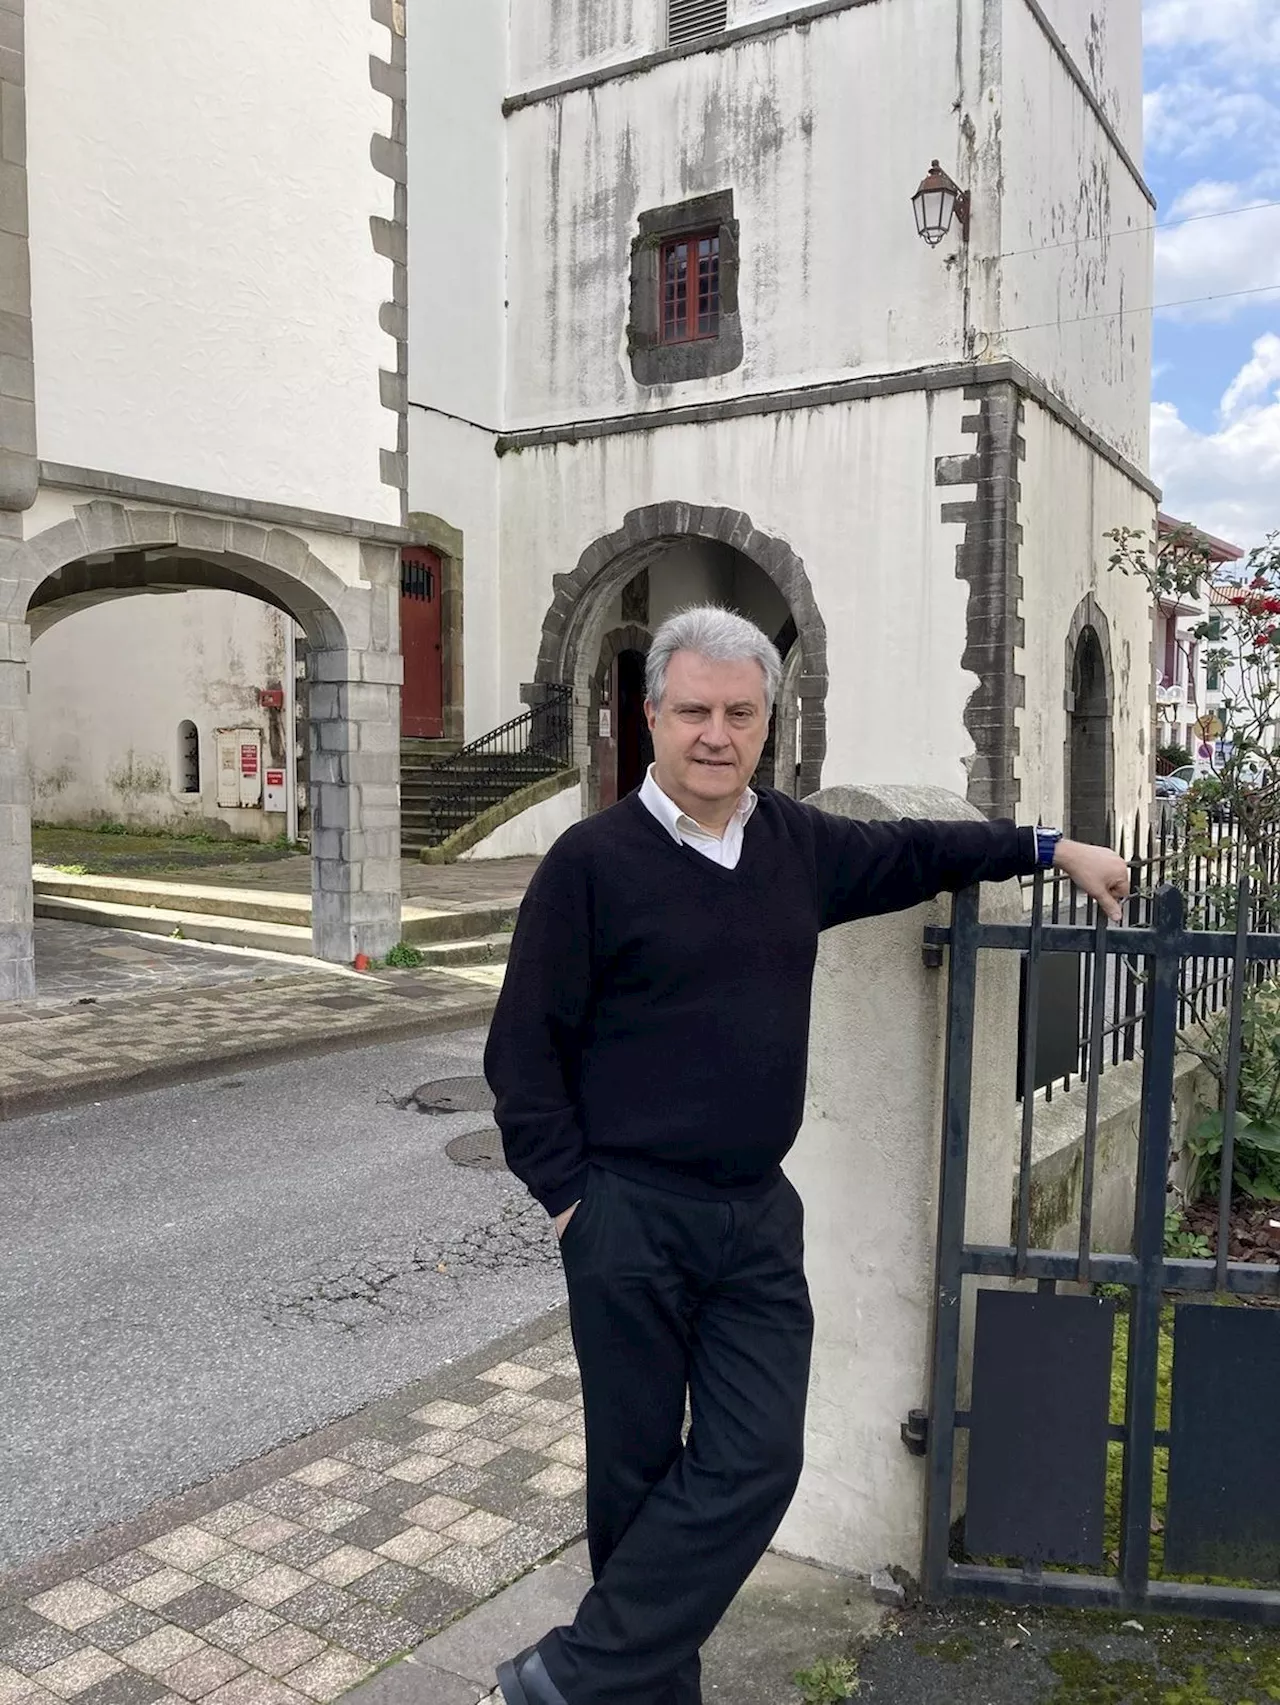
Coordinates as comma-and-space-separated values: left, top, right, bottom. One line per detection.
401, 547, 444, 738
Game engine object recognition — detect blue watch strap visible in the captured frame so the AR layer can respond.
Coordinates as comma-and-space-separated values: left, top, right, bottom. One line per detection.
1035, 827, 1063, 869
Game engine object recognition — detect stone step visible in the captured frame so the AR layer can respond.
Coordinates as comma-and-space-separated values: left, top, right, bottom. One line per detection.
34, 893, 317, 956
33, 870, 518, 949
34, 869, 312, 927
414, 933, 512, 968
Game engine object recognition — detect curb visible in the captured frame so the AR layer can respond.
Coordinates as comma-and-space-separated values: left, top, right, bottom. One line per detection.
0, 991, 500, 1125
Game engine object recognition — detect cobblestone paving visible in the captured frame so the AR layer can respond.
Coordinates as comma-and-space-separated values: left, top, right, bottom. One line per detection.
0, 1326, 585, 1705
0, 971, 498, 1120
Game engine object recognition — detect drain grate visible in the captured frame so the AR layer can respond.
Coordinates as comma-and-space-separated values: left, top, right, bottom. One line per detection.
408, 1075, 495, 1115
445, 1127, 507, 1171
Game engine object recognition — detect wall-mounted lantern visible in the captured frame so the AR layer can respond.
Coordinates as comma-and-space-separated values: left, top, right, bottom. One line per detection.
912, 160, 971, 247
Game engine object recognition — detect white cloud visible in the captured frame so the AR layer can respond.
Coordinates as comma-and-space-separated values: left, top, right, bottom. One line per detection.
1221, 333, 1280, 415
1144, 0, 1280, 65
1153, 177, 1280, 321
1144, 81, 1279, 159
1151, 338, 1280, 548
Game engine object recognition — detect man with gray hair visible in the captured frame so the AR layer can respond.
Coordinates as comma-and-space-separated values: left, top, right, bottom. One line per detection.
485, 605, 1128, 1705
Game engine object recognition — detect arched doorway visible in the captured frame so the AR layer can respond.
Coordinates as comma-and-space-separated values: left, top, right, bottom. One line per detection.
0, 499, 404, 997
530, 504, 827, 815
1064, 597, 1114, 847
591, 625, 654, 808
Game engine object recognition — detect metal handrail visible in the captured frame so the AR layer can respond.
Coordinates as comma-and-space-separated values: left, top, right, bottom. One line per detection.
402, 683, 573, 846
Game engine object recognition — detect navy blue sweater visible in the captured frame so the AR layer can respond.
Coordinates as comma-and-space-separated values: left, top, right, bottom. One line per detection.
484, 789, 1037, 1214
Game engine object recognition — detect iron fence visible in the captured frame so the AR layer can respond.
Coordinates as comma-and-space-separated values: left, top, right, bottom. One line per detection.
921, 863, 1280, 1622
1025, 809, 1280, 1103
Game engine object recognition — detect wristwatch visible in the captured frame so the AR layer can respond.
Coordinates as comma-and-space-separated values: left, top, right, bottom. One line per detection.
1034, 827, 1063, 869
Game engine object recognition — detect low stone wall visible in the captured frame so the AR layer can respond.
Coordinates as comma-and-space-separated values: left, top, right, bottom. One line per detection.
1029, 1051, 1217, 1254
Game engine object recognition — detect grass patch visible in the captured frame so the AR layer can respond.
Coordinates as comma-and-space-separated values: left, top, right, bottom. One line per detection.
31, 823, 302, 876
794, 1655, 858, 1703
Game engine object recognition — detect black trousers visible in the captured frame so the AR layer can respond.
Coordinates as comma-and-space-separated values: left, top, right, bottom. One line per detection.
540, 1165, 814, 1705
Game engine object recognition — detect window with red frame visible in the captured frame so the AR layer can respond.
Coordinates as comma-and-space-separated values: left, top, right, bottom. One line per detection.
660, 231, 720, 344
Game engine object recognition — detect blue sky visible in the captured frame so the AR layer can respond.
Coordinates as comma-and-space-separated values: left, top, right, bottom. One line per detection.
1144, 0, 1280, 547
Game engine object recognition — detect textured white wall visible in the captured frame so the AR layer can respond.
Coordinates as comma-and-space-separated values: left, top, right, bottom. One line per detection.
29, 593, 294, 842
1032, 0, 1143, 157
495, 390, 980, 797
1015, 400, 1155, 836
996, 0, 1152, 460
25, 0, 397, 523
504, 1, 980, 428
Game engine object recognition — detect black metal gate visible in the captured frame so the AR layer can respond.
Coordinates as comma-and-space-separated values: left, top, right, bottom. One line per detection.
922, 858, 1280, 1623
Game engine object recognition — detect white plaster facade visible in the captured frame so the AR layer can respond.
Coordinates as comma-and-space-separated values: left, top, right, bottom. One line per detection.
29, 593, 299, 843
0, 0, 411, 993
408, 0, 1158, 846
25, 0, 398, 522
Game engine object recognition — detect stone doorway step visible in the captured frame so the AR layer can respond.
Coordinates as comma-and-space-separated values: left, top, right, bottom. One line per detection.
32, 869, 518, 969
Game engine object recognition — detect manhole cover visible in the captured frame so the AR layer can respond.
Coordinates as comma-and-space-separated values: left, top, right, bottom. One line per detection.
408, 1076, 495, 1115
445, 1127, 507, 1171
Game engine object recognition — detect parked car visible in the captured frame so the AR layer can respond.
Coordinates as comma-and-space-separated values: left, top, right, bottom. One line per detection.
1155, 774, 1190, 800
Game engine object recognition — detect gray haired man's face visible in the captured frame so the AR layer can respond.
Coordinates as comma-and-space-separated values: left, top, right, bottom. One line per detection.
645, 649, 769, 828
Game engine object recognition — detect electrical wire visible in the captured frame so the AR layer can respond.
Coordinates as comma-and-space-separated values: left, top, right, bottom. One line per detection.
997, 198, 1280, 264
999, 280, 1280, 337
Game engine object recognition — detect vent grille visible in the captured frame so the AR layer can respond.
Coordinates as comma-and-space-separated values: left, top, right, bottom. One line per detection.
668, 0, 729, 46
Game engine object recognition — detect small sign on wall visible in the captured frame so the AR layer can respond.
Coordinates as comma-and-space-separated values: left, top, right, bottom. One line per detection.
598, 709, 612, 739
215, 728, 263, 808
264, 769, 287, 814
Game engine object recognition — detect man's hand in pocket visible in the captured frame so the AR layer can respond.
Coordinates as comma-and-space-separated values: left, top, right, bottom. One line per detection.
554, 1202, 580, 1240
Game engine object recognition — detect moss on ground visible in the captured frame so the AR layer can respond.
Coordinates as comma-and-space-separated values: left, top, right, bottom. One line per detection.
32, 822, 299, 875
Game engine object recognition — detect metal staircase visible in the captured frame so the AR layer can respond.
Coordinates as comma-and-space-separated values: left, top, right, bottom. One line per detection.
400, 684, 573, 856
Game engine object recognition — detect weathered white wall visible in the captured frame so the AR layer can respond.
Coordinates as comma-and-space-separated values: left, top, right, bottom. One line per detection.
1014, 401, 1155, 836
459, 783, 583, 860
995, 0, 1151, 459
504, 1, 983, 428
495, 390, 979, 794
1031, 0, 1143, 157
29, 593, 294, 843
26, 0, 397, 523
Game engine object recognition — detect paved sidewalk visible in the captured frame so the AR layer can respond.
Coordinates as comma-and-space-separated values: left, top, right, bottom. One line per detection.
1, 1314, 586, 1705
356, 1547, 879, 1705
0, 965, 498, 1122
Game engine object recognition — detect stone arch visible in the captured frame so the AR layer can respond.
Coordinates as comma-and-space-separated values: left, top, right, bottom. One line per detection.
1063, 593, 1115, 845
9, 500, 361, 649
0, 500, 403, 995
532, 503, 828, 798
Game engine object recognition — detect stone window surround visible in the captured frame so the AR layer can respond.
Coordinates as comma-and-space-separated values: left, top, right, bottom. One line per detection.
629, 192, 743, 388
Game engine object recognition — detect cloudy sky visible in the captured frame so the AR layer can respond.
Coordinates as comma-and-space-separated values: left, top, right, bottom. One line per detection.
1144, 0, 1280, 548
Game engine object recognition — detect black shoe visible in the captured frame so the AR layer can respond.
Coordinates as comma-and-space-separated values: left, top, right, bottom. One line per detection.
495, 1646, 569, 1705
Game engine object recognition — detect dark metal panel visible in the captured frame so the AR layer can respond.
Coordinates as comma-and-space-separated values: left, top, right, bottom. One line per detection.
1164, 1304, 1280, 1579
966, 1290, 1116, 1566
1017, 945, 1080, 1095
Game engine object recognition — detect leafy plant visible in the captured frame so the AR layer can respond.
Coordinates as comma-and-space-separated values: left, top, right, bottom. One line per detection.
1164, 1205, 1212, 1259
1181, 977, 1280, 1202
384, 941, 425, 969
794, 1656, 859, 1704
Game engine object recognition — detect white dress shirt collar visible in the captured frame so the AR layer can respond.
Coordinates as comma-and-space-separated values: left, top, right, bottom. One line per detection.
638, 766, 758, 870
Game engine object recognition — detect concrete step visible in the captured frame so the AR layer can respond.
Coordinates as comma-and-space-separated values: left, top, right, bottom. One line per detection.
34, 869, 519, 952
34, 893, 316, 956
34, 870, 311, 927
414, 933, 512, 968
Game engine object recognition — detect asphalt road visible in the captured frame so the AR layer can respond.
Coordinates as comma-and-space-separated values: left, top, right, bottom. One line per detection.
0, 1028, 567, 1571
